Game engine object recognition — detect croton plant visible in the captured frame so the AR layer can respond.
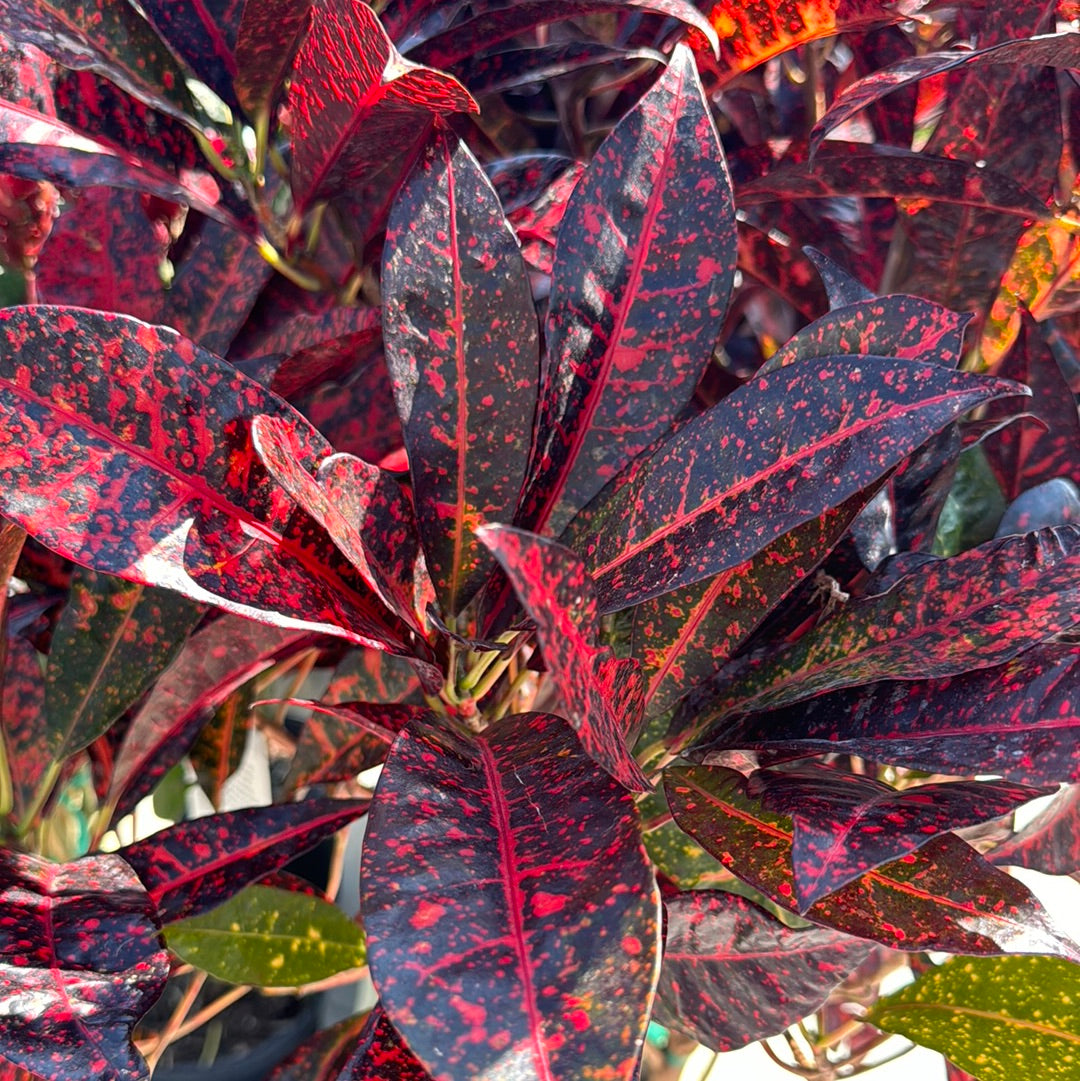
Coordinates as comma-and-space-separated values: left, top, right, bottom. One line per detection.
0, 0, 1079, 1079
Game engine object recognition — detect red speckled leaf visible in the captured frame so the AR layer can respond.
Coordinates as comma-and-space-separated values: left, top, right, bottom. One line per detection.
736, 221, 827, 321
564, 357, 1025, 613
253, 414, 424, 630
0, 849, 169, 1081
288, 0, 476, 214
161, 215, 271, 355
0, 0, 194, 121
35, 187, 169, 322
764, 295, 969, 374
265, 1010, 372, 1081
122, 797, 369, 923
655, 890, 872, 1051
0, 102, 241, 230
478, 525, 650, 792
382, 128, 537, 616
234, 0, 311, 118
138, 0, 242, 113
283, 698, 428, 793
0, 306, 414, 653
362, 712, 659, 1080
395, 0, 717, 68
633, 495, 867, 719
984, 317, 1080, 502
990, 784, 1080, 876
737, 143, 1051, 221
189, 684, 252, 807
518, 45, 735, 537
748, 764, 1047, 911
665, 764, 1080, 958
506, 162, 585, 280
106, 615, 309, 819
485, 152, 577, 213
700, 642, 1080, 787
43, 569, 202, 765
0, 31, 55, 114
811, 31, 1080, 153
705, 0, 921, 85
685, 525, 1080, 730
1, 632, 48, 822
324, 647, 422, 706
335, 1004, 431, 1080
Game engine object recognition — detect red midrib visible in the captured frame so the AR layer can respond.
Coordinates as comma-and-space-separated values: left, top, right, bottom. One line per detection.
482, 743, 555, 1080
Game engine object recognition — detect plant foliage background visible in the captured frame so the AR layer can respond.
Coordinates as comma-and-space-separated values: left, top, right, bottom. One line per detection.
0, 0, 1079, 1079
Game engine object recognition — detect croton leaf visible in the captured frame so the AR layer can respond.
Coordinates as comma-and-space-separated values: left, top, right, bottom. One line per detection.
664, 763, 1080, 958
868, 955, 1080, 1081
137, 0, 242, 114
518, 43, 735, 537
0, 102, 241, 230
397, 0, 718, 68
282, 699, 428, 794
0, 306, 414, 654
165, 884, 366, 988
684, 524, 1080, 728
737, 143, 1051, 220
736, 221, 827, 321
654, 890, 873, 1051
106, 616, 309, 819
234, 0, 312, 118
705, 0, 920, 84
632, 493, 867, 720
34, 187, 171, 324
700, 642, 1080, 787
287, 0, 476, 214
745, 764, 1048, 910
161, 215, 272, 355
763, 294, 969, 374
252, 414, 424, 630
335, 1004, 431, 1081
122, 797, 369, 922
43, 570, 202, 764
0, 849, 169, 1081
361, 712, 660, 1081
0, 0, 194, 121
323, 646, 423, 705
811, 31, 1080, 152
0, 632, 48, 823
189, 683, 252, 807
478, 525, 650, 792
382, 127, 538, 616
264, 1010, 371, 1081
989, 784, 1080, 876
564, 356, 1025, 613
984, 316, 1080, 502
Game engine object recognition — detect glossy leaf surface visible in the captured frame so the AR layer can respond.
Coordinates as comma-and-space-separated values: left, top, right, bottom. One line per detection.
989, 785, 1080, 876
565, 357, 1024, 612
362, 712, 659, 1081
288, 0, 476, 213
107, 616, 308, 818
0, 633, 48, 822
166, 885, 365, 988
665, 764, 1079, 958
479, 526, 650, 791
0, 103, 236, 228
122, 797, 369, 922
0, 0, 193, 120
688, 525, 1080, 725
234, 0, 311, 116
0, 850, 168, 1081
382, 129, 537, 615
655, 890, 872, 1051
519, 44, 735, 537
703, 642, 1080, 786
868, 955, 1080, 1081
264, 1012, 371, 1081
747, 764, 1047, 910
43, 570, 202, 762
0, 306, 412, 653
335, 1004, 431, 1081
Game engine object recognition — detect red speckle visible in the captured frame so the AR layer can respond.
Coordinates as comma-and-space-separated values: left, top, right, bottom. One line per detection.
621, 935, 642, 956
567, 1008, 590, 1032
531, 891, 566, 917
409, 900, 446, 930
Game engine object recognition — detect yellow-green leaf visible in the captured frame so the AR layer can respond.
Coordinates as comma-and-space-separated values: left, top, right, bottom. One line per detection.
165, 885, 366, 988
869, 955, 1080, 1081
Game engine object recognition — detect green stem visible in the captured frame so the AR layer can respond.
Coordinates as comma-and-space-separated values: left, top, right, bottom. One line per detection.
254, 236, 326, 292
0, 731, 13, 822
488, 669, 532, 723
